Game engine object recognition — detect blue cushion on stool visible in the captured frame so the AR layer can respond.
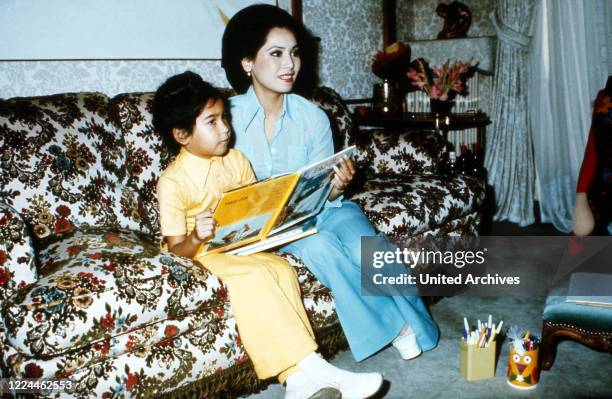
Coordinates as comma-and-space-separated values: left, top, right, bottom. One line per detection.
544, 288, 612, 331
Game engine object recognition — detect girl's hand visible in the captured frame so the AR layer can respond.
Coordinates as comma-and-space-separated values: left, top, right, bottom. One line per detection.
329, 157, 356, 200
166, 209, 216, 259
572, 193, 594, 236
192, 209, 216, 243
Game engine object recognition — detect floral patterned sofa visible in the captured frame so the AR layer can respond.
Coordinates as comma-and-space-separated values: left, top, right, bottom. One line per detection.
0, 87, 484, 398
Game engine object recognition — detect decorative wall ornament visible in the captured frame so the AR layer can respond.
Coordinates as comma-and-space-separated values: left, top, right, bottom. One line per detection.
436, 1, 472, 39
397, 0, 495, 42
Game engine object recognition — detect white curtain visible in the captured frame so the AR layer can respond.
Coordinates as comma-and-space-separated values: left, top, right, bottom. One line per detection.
485, 0, 537, 226
530, 0, 610, 233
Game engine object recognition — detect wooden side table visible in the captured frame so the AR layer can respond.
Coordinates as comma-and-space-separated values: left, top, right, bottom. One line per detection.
353, 111, 491, 149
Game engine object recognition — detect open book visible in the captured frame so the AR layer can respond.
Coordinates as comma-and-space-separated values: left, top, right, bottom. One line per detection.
205, 146, 356, 255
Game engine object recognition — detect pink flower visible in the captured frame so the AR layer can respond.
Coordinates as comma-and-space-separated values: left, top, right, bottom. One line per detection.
406, 57, 475, 101
430, 84, 443, 100
407, 69, 423, 81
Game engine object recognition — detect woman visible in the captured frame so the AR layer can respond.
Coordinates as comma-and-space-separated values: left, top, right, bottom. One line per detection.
222, 4, 439, 364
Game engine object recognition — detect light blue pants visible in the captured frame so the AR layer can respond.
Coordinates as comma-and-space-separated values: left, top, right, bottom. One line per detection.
283, 200, 439, 361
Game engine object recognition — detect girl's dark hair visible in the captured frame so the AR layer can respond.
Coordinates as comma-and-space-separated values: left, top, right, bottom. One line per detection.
221, 4, 318, 95
152, 71, 223, 155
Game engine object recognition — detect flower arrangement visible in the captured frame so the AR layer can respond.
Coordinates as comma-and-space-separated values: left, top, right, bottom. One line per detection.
406, 58, 477, 101
372, 42, 412, 82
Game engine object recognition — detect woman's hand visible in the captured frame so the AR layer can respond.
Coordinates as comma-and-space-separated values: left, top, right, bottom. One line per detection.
572, 193, 594, 236
329, 156, 356, 201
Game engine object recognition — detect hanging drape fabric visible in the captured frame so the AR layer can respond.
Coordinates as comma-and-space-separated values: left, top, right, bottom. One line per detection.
529, 0, 610, 233
484, 0, 537, 226
489, 10, 531, 48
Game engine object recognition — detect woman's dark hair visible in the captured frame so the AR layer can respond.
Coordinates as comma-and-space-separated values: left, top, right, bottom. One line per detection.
152, 71, 224, 155
221, 4, 318, 95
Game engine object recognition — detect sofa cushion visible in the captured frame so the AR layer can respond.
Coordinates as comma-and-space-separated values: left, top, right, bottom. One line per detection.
350, 174, 485, 239
354, 130, 447, 176
0, 204, 37, 304
2, 227, 227, 358
2, 314, 249, 398
0, 93, 131, 241
544, 291, 612, 332
2, 253, 338, 382
109, 92, 170, 241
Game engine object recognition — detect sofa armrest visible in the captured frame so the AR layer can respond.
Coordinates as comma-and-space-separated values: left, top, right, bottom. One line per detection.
354, 129, 447, 176
0, 204, 38, 305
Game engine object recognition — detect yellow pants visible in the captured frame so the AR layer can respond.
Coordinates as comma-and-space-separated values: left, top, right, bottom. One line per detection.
198, 252, 317, 381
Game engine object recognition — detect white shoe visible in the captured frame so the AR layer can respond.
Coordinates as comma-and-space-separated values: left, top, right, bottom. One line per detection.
392, 327, 422, 360
298, 353, 383, 399
285, 371, 342, 399
331, 369, 383, 399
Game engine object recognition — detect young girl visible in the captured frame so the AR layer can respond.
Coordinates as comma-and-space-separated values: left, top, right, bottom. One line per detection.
222, 4, 439, 363
153, 71, 382, 399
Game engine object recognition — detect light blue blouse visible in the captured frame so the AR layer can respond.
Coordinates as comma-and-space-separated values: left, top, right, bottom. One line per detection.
229, 86, 333, 180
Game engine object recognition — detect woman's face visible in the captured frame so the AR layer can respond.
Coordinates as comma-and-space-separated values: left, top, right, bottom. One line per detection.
244, 27, 301, 95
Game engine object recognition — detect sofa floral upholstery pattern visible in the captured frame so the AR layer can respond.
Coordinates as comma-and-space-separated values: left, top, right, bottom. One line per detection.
108, 92, 170, 240
0, 93, 131, 241
0, 86, 483, 398
352, 174, 483, 239
0, 204, 38, 304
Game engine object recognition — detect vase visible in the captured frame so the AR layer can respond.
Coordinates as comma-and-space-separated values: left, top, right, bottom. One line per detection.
430, 99, 454, 115
373, 79, 402, 115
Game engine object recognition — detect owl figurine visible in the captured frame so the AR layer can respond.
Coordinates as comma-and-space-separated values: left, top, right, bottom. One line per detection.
507, 348, 539, 389
506, 326, 539, 389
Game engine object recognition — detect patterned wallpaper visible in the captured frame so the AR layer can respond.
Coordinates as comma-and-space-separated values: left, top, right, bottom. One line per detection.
397, 0, 496, 41
304, 0, 383, 100
0, 60, 229, 99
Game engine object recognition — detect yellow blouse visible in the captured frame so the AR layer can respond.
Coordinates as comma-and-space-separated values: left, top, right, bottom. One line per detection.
157, 147, 255, 257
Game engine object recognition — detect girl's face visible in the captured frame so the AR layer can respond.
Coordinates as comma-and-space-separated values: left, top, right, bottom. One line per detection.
176, 98, 231, 158
243, 27, 301, 95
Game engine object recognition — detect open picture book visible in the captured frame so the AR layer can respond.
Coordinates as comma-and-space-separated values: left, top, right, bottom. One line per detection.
204, 145, 356, 255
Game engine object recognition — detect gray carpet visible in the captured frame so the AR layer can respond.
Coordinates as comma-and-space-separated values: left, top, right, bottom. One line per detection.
245, 295, 612, 399
244, 223, 612, 398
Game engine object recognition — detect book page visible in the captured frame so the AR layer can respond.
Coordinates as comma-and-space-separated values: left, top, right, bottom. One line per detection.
227, 227, 318, 256
270, 145, 356, 235
206, 173, 299, 253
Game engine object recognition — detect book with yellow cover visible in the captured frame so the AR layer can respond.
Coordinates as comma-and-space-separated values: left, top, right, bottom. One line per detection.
205, 145, 356, 254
